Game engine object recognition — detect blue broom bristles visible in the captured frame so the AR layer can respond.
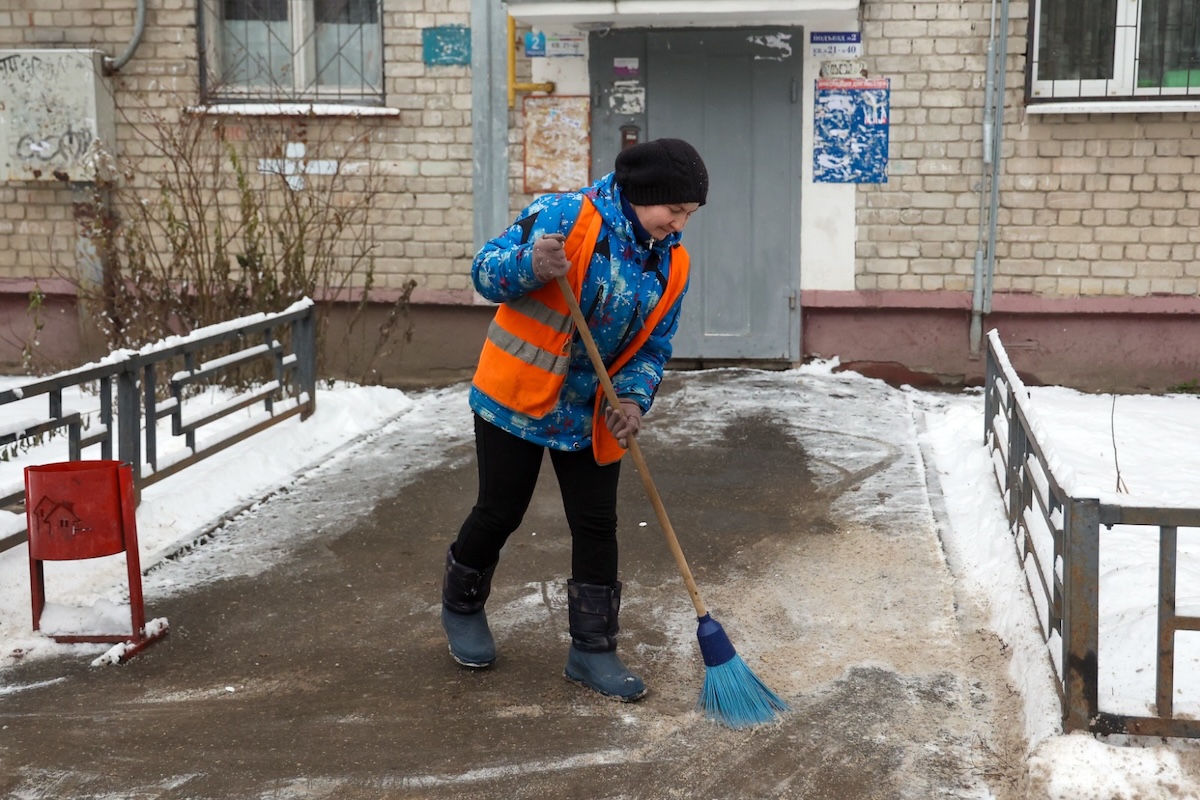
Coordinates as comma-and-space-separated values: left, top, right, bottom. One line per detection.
696, 614, 789, 729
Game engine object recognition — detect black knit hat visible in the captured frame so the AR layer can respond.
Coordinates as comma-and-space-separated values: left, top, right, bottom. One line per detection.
614, 138, 708, 207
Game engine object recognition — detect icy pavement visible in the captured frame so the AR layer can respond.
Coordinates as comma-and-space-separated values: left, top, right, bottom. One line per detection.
0, 368, 1029, 798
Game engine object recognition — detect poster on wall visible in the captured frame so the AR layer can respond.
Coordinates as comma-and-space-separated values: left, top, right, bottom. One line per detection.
523, 96, 591, 194
813, 77, 890, 183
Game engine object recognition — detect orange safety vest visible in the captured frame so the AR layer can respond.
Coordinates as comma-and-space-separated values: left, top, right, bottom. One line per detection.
473, 196, 690, 464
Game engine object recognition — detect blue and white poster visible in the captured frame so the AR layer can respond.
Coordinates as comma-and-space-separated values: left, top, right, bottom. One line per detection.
813, 78, 890, 184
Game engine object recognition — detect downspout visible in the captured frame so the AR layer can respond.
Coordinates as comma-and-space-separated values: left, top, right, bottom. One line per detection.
472, 0, 510, 251
105, 0, 147, 72
87, 0, 144, 358
985, 0, 1012, 329
971, 0, 1011, 357
970, 0, 997, 357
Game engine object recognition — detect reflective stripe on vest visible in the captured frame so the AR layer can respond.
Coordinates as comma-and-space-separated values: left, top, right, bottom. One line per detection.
473, 197, 604, 417
472, 196, 690, 464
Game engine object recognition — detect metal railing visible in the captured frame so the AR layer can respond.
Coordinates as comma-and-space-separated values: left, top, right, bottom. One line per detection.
985, 329, 1200, 737
0, 300, 317, 553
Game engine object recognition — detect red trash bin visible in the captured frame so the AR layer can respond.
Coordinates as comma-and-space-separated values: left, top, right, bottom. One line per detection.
25, 460, 168, 659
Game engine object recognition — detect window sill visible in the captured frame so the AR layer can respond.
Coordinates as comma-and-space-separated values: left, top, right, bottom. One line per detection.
187, 103, 401, 117
1026, 99, 1200, 115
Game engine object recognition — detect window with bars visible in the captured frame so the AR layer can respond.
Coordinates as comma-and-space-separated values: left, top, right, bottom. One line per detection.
1030, 0, 1200, 102
200, 0, 384, 104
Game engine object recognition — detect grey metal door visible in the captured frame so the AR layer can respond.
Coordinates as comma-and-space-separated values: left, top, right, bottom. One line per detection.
590, 28, 803, 361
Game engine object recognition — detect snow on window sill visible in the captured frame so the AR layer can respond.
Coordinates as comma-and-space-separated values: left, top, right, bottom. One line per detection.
187, 103, 401, 117
1026, 99, 1200, 115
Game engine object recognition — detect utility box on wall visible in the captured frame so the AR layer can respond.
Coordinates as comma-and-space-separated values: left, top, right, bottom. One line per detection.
0, 50, 115, 182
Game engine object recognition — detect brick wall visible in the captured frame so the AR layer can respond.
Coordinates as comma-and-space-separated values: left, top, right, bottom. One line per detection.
7, 0, 1200, 382
0, 0, 481, 302
861, 0, 1200, 299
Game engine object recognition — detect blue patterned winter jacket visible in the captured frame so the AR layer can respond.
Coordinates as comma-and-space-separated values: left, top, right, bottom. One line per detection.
469, 172, 690, 452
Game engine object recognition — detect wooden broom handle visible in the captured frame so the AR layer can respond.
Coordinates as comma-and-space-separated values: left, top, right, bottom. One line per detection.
555, 276, 708, 618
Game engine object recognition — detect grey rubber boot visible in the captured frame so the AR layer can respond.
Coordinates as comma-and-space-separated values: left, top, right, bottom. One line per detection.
440, 546, 497, 668
563, 580, 647, 701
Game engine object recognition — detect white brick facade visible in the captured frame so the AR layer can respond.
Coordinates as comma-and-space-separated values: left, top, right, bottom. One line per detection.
2, 0, 1199, 386
860, 0, 1200, 299
0, 0, 482, 301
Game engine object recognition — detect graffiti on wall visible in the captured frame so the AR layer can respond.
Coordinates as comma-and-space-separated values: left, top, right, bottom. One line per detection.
0, 50, 110, 181
16, 125, 95, 164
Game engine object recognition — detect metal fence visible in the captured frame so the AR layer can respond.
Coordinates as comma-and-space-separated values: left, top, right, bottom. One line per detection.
984, 329, 1200, 737
0, 300, 317, 553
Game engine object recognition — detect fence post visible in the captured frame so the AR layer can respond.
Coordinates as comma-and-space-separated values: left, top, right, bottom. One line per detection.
266, 327, 279, 416
99, 375, 113, 460
1005, 388, 1026, 542
296, 305, 317, 420
984, 338, 997, 446
142, 362, 157, 475
1158, 525, 1179, 719
116, 360, 142, 496
1062, 495, 1101, 731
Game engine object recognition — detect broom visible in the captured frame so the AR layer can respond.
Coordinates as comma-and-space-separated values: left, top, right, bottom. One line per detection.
556, 276, 789, 728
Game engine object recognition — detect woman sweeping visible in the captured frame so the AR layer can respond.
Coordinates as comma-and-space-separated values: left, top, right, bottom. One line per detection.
438, 138, 708, 701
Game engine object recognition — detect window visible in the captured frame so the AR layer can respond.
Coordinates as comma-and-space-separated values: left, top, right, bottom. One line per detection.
1030, 0, 1200, 101
200, 0, 384, 104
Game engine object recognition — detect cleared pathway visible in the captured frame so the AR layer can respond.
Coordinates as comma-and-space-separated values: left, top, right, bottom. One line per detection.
0, 369, 1027, 799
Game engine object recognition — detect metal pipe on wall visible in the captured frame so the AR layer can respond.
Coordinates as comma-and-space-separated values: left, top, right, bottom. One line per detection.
106, 0, 147, 72
471, 0, 510, 250
970, 0, 1010, 357
971, 6, 997, 358
985, 0, 1012, 320
506, 15, 555, 108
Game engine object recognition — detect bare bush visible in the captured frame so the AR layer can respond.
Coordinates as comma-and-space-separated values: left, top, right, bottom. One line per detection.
61, 104, 412, 386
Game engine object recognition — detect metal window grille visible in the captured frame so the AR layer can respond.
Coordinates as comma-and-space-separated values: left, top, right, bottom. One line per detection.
199, 0, 385, 104
1029, 0, 1200, 101
1138, 0, 1200, 91
1035, 0, 1117, 82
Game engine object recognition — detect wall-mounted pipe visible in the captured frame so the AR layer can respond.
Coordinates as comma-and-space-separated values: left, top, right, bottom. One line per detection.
105, 0, 147, 72
473, 0, 510, 250
970, 0, 1010, 357
984, 0, 1012, 320
507, 15, 555, 108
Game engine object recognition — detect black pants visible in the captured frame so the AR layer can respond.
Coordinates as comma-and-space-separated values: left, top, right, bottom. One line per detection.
453, 414, 621, 586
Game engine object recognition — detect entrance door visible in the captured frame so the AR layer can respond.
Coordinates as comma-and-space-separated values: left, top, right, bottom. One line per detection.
590, 28, 803, 361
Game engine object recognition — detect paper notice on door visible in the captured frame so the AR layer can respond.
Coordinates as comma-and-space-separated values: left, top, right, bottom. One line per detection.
613, 57, 639, 78
608, 81, 644, 115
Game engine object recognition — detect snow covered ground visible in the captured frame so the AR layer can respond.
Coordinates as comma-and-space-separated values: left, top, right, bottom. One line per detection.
2, 361, 1200, 798
918, 381, 1200, 799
